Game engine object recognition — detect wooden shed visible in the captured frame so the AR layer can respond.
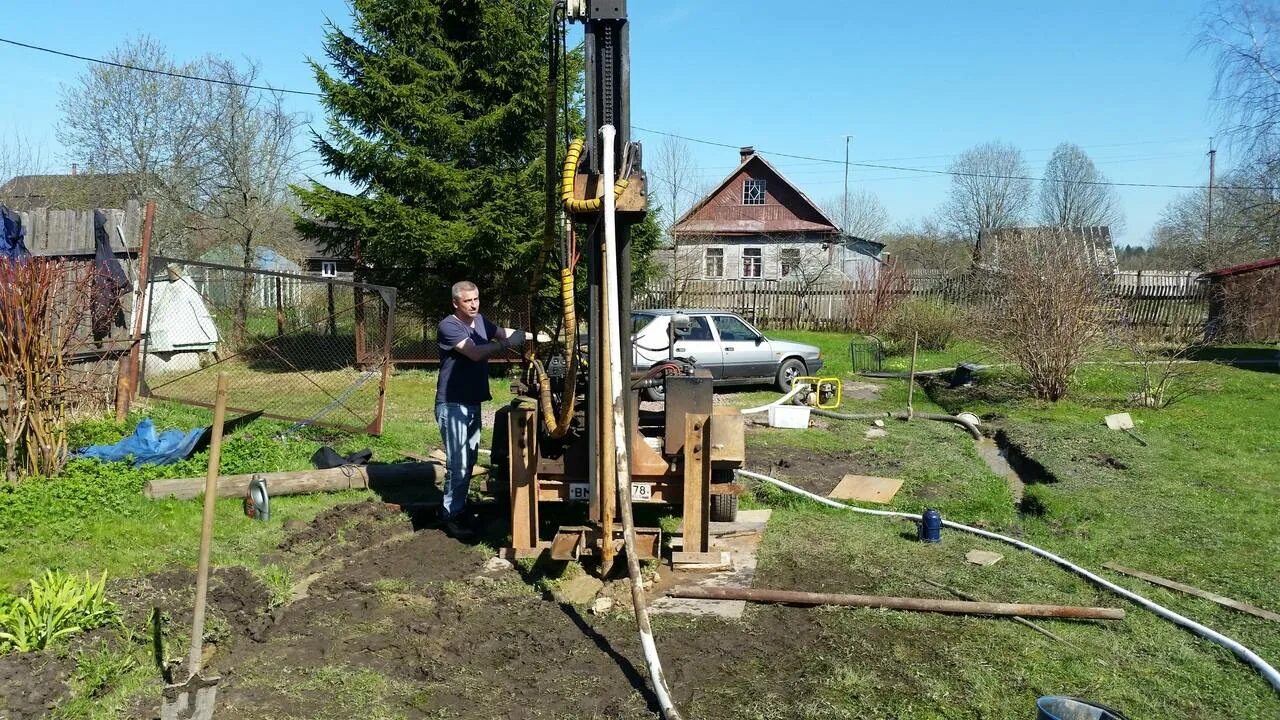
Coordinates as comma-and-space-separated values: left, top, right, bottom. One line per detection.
1200, 257, 1280, 343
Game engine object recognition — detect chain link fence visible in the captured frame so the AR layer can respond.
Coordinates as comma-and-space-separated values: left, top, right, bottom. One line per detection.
139, 255, 399, 434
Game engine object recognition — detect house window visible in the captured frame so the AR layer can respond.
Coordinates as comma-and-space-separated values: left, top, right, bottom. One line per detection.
321, 261, 337, 278
742, 178, 766, 205
742, 247, 762, 278
780, 248, 801, 277
704, 248, 724, 278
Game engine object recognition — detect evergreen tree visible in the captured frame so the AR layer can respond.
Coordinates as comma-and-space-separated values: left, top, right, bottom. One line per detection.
295, 0, 554, 317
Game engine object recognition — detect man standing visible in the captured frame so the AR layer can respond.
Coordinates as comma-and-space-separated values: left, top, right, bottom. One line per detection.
436, 280, 525, 538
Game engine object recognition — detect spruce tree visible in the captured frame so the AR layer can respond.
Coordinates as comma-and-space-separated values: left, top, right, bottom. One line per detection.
295, 0, 553, 317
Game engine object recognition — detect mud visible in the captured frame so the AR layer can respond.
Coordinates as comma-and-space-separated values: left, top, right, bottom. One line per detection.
752, 449, 898, 497
0, 650, 75, 720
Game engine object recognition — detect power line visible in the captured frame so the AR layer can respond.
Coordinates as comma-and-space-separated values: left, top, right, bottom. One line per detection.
0, 36, 323, 97
632, 125, 1278, 192
6, 33, 1273, 192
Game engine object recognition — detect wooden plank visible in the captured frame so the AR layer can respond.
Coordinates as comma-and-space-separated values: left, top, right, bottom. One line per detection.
1103, 562, 1280, 622
508, 407, 539, 553
828, 474, 904, 504
682, 413, 711, 554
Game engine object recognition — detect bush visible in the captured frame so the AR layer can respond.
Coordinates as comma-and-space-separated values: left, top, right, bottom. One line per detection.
882, 300, 964, 352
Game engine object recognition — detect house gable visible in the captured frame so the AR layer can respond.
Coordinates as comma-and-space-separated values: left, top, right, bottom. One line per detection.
671, 151, 840, 238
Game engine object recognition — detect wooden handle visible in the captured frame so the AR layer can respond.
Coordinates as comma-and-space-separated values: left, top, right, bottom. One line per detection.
187, 373, 229, 674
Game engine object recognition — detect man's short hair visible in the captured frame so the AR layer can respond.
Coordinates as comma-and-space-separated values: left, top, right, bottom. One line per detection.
451, 280, 478, 300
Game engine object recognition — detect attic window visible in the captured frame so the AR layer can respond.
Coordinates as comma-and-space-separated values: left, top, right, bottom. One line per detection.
743, 178, 766, 205
321, 261, 337, 277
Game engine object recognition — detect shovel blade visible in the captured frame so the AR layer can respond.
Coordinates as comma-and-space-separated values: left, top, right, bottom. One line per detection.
161, 673, 219, 720
1104, 412, 1135, 431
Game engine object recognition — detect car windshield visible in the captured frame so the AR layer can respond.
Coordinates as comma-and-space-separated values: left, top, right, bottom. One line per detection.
630, 312, 655, 335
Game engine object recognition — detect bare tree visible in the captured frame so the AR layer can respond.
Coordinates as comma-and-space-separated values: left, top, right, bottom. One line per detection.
1199, 0, 1280, 164
976, 229, 1112, 401
650, 136, 699, 295
880, 216, 972, 275
1038, 142, 1124, 230
198, 58, 306, 341
822, 189, 889, 240
57, 36, 210, 253
941, 141, 1033, 249
0, 131, 48, 186
1151, 163, 1280, 269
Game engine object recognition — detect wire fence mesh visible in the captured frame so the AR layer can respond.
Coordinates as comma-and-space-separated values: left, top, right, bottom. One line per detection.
140, 255, 399, 434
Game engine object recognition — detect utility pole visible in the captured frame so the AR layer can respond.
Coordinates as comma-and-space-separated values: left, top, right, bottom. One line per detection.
843, 135, 852, 235
1206, 139, 1216, 267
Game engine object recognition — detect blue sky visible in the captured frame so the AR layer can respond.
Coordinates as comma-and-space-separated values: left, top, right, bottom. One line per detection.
0, 1, 1232, 245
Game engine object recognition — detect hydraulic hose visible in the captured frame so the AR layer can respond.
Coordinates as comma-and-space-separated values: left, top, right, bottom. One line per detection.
601, 125, 683, 720
562, 138, 629, 213
527, 265, 580, 439
740, 385, 805, 415
734, 468, 1280, 694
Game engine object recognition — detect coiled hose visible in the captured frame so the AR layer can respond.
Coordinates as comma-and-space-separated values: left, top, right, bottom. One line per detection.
562, 138, 629, 213
734, 467, 1280, 694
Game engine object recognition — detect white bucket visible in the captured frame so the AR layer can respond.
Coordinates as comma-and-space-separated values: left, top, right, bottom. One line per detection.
767, 405, 811, 429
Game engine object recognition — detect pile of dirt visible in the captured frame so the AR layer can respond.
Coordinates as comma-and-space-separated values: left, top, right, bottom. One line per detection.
754, 449, 897, 497
111, 566, 273, 640
278, 500, 407, 553
0, 650, 75, 720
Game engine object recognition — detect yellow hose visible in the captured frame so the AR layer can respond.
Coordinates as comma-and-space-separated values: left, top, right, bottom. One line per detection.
526, 266, 579, 439
561, 138, 628, 214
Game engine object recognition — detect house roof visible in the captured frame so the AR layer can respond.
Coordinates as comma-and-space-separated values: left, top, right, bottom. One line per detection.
975, 226, 1116, 270
0, 173, 141, 211
671, 151, 840, 237
1199, 256, 1280, 280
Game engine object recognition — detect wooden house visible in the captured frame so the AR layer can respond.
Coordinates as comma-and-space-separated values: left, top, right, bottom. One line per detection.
1200, 256, 1280, 343
669, 147, 879, 284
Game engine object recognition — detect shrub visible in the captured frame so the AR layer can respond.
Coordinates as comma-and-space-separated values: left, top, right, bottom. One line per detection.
0, 570, 119, 653
882, 300, 964, 352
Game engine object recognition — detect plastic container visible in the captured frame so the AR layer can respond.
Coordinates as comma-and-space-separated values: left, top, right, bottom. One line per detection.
767, 405, 811, 429
1036, 696, 1127, 720
918, 508, 942, 543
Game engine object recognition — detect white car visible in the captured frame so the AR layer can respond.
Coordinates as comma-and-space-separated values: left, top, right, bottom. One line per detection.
631, 309, 825, 401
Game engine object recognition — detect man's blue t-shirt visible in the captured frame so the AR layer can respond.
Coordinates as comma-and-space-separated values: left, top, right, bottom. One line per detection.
436, 313, 499, 405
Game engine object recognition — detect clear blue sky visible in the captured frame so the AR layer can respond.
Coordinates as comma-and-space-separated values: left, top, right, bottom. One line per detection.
0, 0, 1232, 246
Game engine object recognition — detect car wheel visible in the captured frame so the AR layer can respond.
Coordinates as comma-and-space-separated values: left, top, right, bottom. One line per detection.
776, 358, 806, 392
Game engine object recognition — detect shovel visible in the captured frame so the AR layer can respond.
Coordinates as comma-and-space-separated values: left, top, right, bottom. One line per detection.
161, 374, 228, 720
1103, 412, 1148, 446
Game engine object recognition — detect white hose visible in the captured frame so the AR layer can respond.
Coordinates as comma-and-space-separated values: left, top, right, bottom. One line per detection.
734, 468, 1280, 693
601, 124, 684, 720
740, 384, 805, 415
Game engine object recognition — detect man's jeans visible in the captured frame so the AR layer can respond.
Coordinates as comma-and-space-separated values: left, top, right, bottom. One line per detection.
435, 402, 482, 519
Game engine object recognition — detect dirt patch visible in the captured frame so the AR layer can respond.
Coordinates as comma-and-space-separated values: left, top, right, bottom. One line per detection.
752, 449, 897, 497
278, 500, 406, 552
842, 380, 884, 401
111, 565, 273, 645
1083, 453, 1129, 470
0, 650, 75, 720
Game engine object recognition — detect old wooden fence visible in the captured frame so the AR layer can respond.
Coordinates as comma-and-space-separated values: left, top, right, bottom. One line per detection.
637, 270, 1208, 337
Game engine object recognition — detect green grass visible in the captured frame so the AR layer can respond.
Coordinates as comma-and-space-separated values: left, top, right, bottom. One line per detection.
4, 333, 1279, 718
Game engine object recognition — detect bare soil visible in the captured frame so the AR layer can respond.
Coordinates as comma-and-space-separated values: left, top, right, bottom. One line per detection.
96, 498, 925, 720
0, 649, 75, 720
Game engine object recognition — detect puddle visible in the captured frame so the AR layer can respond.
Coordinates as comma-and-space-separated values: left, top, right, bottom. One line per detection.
976, 437, 1024, 503
974, 431, 1054, 509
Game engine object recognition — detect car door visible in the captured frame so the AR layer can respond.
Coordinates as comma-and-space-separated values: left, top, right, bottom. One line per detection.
671, 315, 723, 377
712, 313, 772, 381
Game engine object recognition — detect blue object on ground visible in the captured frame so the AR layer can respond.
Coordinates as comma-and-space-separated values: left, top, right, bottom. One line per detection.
76, 418, 205, 467
919, 508, 943, 543
1036, 696, 1127, 720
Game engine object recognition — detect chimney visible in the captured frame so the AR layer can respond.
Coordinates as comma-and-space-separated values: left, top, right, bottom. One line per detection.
70, 163, 78, 176
739, 146, 754, 163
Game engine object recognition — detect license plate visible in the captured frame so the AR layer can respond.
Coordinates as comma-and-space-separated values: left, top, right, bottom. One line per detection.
566, 483, 654, 502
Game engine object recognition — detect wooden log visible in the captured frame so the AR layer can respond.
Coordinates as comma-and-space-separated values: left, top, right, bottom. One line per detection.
144, 462, 439, 500
1103, 562, 1280, 622
667, 586, 1126, 620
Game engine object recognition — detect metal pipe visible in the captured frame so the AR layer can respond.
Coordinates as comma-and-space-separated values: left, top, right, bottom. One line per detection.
667, 586, 1125, 620
733, 468, 1280, 693
601, 124, 683, 720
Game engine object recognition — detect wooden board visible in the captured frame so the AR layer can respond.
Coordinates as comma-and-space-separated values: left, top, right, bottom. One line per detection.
828, 474, 904, 503
1103, 562, 1280, 622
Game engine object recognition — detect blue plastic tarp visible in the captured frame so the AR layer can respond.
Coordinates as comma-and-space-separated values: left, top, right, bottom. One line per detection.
1, 205, 30, 261
76, 418, 205, 467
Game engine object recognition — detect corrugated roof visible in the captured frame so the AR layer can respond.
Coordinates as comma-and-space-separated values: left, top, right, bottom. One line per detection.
1199, 256, 1280, 280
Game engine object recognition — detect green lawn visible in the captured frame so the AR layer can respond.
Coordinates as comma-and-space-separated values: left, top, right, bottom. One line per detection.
2, 337, 1277, 718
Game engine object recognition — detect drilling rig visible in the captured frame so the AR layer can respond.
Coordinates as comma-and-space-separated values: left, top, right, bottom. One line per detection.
497, 0, 746, 574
